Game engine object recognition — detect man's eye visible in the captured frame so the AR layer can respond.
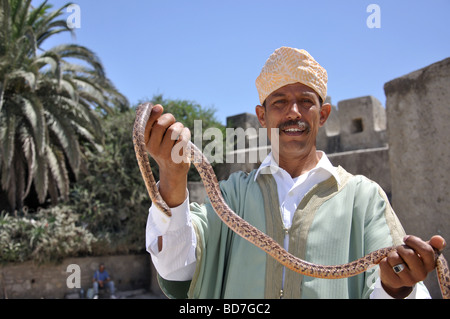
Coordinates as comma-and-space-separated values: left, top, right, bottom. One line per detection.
274, 99, 287, 105
300, 99, 314, 107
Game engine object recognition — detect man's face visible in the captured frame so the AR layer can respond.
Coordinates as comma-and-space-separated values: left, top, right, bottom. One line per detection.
256, 83, 330, 159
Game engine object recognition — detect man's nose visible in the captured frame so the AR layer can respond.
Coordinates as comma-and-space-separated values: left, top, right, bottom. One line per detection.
287, 102, 302, 119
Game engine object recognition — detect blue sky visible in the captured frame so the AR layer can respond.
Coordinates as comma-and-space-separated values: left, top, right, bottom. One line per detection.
39, 0, 450, 125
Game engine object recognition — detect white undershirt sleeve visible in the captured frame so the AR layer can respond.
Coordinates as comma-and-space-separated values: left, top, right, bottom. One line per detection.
370, 278, 431, 299
145, 186, 197, 281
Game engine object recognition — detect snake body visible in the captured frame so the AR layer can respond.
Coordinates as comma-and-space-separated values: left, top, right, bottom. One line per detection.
133, 102, 450, 299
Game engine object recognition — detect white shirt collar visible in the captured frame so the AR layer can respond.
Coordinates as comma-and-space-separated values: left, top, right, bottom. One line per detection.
254, 151, 341, 185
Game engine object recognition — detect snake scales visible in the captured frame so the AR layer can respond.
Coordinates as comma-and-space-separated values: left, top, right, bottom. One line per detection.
133, 102, 450, 299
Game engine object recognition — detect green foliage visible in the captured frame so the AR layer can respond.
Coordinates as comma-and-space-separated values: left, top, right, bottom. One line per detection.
0, 207, 96, 263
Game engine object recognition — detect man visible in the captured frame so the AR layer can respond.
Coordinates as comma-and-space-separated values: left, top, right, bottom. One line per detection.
145, 47, 445, 299
92, 263, 116, 299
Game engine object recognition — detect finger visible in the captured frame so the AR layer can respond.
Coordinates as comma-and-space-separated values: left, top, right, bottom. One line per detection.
147, 113, 176, 154
171, 127, 192, 164
403, 235, 436, 273
386, 249, 415, 281
395, 244, 427, 282
385, 250, 408, 276
160, 122, 185, 156
429, 235, 446, 252
379, 256, 404, 289
144, 104, 164, 144
386, 255, 418, 288
386, 249, 404, 268
177, 126, 192, 148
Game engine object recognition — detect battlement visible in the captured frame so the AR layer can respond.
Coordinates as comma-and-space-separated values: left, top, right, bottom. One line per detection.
318, 95, 387, 153
226, 95, 388, 155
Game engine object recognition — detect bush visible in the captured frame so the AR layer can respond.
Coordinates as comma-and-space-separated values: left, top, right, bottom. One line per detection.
0, 207, 97, 263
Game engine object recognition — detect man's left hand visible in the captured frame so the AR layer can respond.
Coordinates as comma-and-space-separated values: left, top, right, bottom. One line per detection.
379, 235, 446, 298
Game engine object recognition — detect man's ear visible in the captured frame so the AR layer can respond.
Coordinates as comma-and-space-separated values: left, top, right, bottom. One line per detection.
319, 103, 331, 127
255, 105, 266, 128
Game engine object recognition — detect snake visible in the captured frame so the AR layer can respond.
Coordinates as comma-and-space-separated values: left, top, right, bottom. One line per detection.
133, 102, 450, 299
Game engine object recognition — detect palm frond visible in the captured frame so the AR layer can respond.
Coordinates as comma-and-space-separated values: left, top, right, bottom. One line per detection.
7, 69, 36, 90
33, 145, 48, 204
45, 144, 69, 202
32, 50, 61, 75
20, 132, 35, 199
18, 93, 45, 154
50, 44, 106, 78
0, 0, 12, 55
45, 106, 81, 176
0, 0, 129, 210
0, 107, 16, 171
58, 95, 103, 140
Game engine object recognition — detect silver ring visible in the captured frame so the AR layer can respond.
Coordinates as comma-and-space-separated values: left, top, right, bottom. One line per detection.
393, 263, 406, 274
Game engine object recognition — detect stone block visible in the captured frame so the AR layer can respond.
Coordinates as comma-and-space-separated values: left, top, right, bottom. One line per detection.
317, 99, 341, 153
385, 57, 450, 298
328, 146, 391, 198
337, 96, 387, 152
227, 112, 261, 130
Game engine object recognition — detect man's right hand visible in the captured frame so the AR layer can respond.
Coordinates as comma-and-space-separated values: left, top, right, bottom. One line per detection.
144, 104, 192, 208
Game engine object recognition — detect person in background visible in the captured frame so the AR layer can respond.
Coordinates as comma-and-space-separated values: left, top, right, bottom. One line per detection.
93, 263, 116, 299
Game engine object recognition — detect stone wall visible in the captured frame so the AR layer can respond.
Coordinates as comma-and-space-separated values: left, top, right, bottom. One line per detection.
317, 95, 388, 154
328, 147, 391, 198
0, 254, 156, 299
385, 57, 450, 298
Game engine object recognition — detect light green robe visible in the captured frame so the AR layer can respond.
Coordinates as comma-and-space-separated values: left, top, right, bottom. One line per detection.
158, 166, 407, 299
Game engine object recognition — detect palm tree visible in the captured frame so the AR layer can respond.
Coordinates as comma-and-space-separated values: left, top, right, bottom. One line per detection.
0, 0, 129, 211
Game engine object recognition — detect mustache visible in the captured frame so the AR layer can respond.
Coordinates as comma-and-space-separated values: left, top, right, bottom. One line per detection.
278, 120, 310, 132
